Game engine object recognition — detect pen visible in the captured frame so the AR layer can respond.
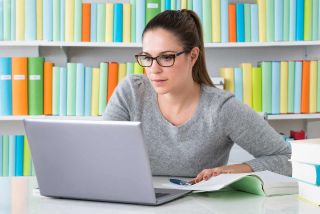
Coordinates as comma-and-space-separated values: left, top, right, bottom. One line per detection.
169, 178, 193, 186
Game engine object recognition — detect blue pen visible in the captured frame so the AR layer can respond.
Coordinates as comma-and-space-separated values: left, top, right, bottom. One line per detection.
169, 178, 193, 186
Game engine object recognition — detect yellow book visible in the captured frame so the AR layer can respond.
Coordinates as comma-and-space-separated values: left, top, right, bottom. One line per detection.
16, 0, 25, 40
105, 3, 114, 42
91, 68, 100, 116
65, 0, 75, 42
36, 0, 43, 40
241, 63, 252, 107
123, 3, 131, 43
118, 63, 127, 81
23, 136, 31, 176
212, 0, 221, 42
134, 63, 144, 74
280, 61, 288, 114
219, 67, 234, 93
309, 61, 318, 113
181, 0, 187, 9
257, 0, 266, 42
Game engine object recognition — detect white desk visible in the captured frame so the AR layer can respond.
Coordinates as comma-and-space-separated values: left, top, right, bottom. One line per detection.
1, 176, 320, 214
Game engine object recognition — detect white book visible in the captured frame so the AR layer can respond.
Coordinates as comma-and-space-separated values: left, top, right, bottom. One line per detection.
299, 181, 320, 205
162, 171, 298, 196
292, 161, 320, 185
291, 138, 320, 164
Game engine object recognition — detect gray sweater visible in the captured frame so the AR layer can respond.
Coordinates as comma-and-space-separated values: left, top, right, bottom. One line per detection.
103, 75, 292, 177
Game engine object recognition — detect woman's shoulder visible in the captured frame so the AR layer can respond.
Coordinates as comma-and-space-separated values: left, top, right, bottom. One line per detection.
118, 74, 152, 94
201, 84, 234, 104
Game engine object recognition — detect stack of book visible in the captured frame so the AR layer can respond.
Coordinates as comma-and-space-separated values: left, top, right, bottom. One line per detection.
291, 138, 320, 205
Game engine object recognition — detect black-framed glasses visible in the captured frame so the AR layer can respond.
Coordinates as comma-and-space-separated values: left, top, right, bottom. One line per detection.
135, 50, 188, 67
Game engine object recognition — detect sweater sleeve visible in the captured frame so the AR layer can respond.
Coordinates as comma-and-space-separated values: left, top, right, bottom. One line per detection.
219, 96, 292, 176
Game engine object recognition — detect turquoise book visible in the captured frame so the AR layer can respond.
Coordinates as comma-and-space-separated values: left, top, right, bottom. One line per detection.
161, 0, 165, 11
126, 62, 134, 75
146, 0, 161, 24
2, 136, 9, 176
53, 0, 61, 41
8, 135, 15, 176
60, 0, 65, 41
271, 61, 280, 114
171, 0, 176, 10
221, 0, 229, 43
274, 0, 283, 41
136, 0, 145, 42
296, 0, 304, 40
76, 63, 85, 116
43, 0, 53, 41
165, 0, 171, 9
131, 0, 136, 42
52, 67, 60, 116
84, 67, 92, 116
90, 3, 97, 42
59, 67, 67, 116
289, 0, 296, 41
28, 57, 44, 115
15, 135, 23, 176
287, 61, 295, 113
67, 63, 76, 116
0, 136, 2, 176
187, 0, 192, 10
312, 0, 319, 40
244, 4, 251, 42
251, 4, 258, 42
283, 0, 289, 41
234, 67, 243, 102
0, 57, 12, 115
202, 0, 212, 43
261, 61, 272, 114
266, 0, 275, 42
97, 3, 106, 42
3, 0, 11, 40
114, 3, 123, 42
25, 0, 36, 40
176, 0, 181, 10
99, 63, 108, 115
193, 0, 202, 23
74, 0, 82, 42
0, 0, 3, 40
236, 3, 245, 42
10, 0, 15, 40
294, 61, 302, 113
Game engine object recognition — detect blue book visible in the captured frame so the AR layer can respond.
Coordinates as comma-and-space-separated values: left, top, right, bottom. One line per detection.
76, 63, 85, 116
193, 0, 202, 23
312, 0, 319, 40
165, 0, 171, 10
60, 0, 65, 41
59, 67, 67, 116
236, 3, 245, 42
43, 0, 53, 41
84, 67, 92, 116
296, 0, 304, 41
0, 136, 3, 176
261, 62, 272, 114
176, 0, 181, 10
274, 0, 283, 41
271, 61, 280, 114
234, 67, 243, 102
251, 4, 259, 42
74, 0, 82, 42
136, 0, 145, 43
294, 61, 302, 113
10, 0, 15, 40
113, 3, 123, 42
3, 0, 10, 40
25, 0, 36, 40
221, 0, 229, 43
8, 135, 15, 176
0, 0, 3, 40
0, 57, 12, 115
15, 135, 23, 176
90, 3, 97, 42
289, 0, 296, 41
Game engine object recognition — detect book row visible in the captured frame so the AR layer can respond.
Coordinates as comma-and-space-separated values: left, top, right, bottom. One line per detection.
219, 60, 320, 114
0, 135, 34, 176
0, 0, 319, 43
0, 57, 145, 116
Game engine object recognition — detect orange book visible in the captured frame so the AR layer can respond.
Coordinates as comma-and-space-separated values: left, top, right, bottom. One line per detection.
43, 62, 53, 115
301, 60, 310, 113
12, 57, 28, 115
107, 62, 119, 101
228, 4, 237, 42
82, 3, 91, 42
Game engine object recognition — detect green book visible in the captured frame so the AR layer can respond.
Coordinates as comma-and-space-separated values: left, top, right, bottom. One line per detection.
261, 61, 272, 113
28, 57, 44, 115
97, 3, 106, 42
317, 61, 320, 112
187, 0, 193, 10
203, 0, 212, 43
53, 0, 61, 41
52, 67, 60, 116
131, 0, 136, 42
244, 4, 251, 42
146, 0, 161, 24
161, 0, 165, 11
23, 136, 31, 176
2, 136, 9, 176
99, 63, 108, 115
283, 0, 290, 41
74, 0, 82, 42
312, 0, 319, 40
171, 0, 176, 10
67, 63, 77, 116
126, 62, 134, 75
287, 61, 295, 113
3, 0, 11, 40
304, 0, 312, 40
134, 63, 144, 74
252, 67, 262, 112
266, 0, 275, 42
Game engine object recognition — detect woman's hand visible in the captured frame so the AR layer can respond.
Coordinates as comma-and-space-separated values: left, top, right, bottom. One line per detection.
191, 163, 253, 184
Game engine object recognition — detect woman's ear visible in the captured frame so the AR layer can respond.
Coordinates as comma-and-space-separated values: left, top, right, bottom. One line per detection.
190, 47, 200, 66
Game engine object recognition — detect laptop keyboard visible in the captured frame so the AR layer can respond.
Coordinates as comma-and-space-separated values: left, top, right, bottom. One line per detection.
155, 192, 170, 198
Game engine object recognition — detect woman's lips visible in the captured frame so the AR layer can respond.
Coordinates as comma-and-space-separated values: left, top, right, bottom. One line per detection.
152, 79, 167, 86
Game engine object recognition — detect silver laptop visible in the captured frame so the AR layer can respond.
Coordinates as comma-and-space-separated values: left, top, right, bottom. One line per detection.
24, 119, 191, 206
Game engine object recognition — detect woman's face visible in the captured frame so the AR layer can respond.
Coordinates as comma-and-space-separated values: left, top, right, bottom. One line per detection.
141, 28, 198, 95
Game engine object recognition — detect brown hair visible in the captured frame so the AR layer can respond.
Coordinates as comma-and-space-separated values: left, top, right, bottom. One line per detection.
142, 9, 214, 87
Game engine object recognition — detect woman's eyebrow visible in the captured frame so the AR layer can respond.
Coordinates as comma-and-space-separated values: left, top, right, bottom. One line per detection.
140, 50, 176, 55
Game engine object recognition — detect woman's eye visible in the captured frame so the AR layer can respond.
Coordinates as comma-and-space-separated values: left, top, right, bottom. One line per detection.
143, 56, 153, 62
160, 55, 174, 61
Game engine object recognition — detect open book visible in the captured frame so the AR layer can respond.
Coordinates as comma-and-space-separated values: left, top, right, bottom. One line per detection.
163, 171, 298, 196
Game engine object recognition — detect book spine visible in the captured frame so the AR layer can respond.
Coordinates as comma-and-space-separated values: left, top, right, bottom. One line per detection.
97, 3, 106, 42
90, 3, 97, 42
3, 0, 11, 40
274, 0, 283, 41
136, 0, 145, 43
0, 136, 2, 176
251, 4, 259, 42
203, 0, 212, 43
187, 0, 192, 10
99, 63, 108, 115
257, 0, 266, 42
266, 0, 275, 42
74, 0, 82, 42
107, 63, 119, 101
234, 67, 243, 102
309, 61, 317, 113
113, 3, 123, 42
146, 0, 160, 24
23, 136, 31, 176
294, 61, 302, 113
131, 0, 136, 42
301, 60, 310, 113
161, 0, 165, 11
2, 136, 9, 176
0, 57, 12, 115
219, 67, 234, 93
123, 3, 131, 43
193, 0, 202, 22
220, 0, 228, 43
118, 63, 127, 82
52, 67, 60, 115
287, 61, 295, 113
244, 4, 251, 42
12, 57, 28, 115
165, 0, 171, 10
241, 63, 253, 107
134, 62, 144, 74
16, 0, 25, 40
43, 0, 53, 41
91, 67, 100, 116
82, 3, 91, 42
15, 135, 24, 176
312, 0, 319, 40
25, 0, 36, 40
65, 0, 75, 42
84, 67, 92, 116
212, 0, 220, 42
280, 61, 288, 113
44, 62, 53, 115
126, 62, 134, 75
76, 63, 85, 116
67, 63, 77, 116
228, 4, 236, 42
36, 0, 43, 40
271, 61, 280, 114
283, 0, 290, 41
28, 57, 44, 115
261, 62, 272, 113
318, 61, 320, 112
105, 3, 114, 42
8, 135, 15, 176
252, 67, 262, 112
171, 0, 176, 10
296, 0, 304, 40
59, 67, 67, 116
60, 0, 65, 41
304, 0, 312, 41
53, 0, 61, 41
236, 3, 245, 42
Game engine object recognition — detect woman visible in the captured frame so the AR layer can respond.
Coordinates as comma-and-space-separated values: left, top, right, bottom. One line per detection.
103, 10, 291, 183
